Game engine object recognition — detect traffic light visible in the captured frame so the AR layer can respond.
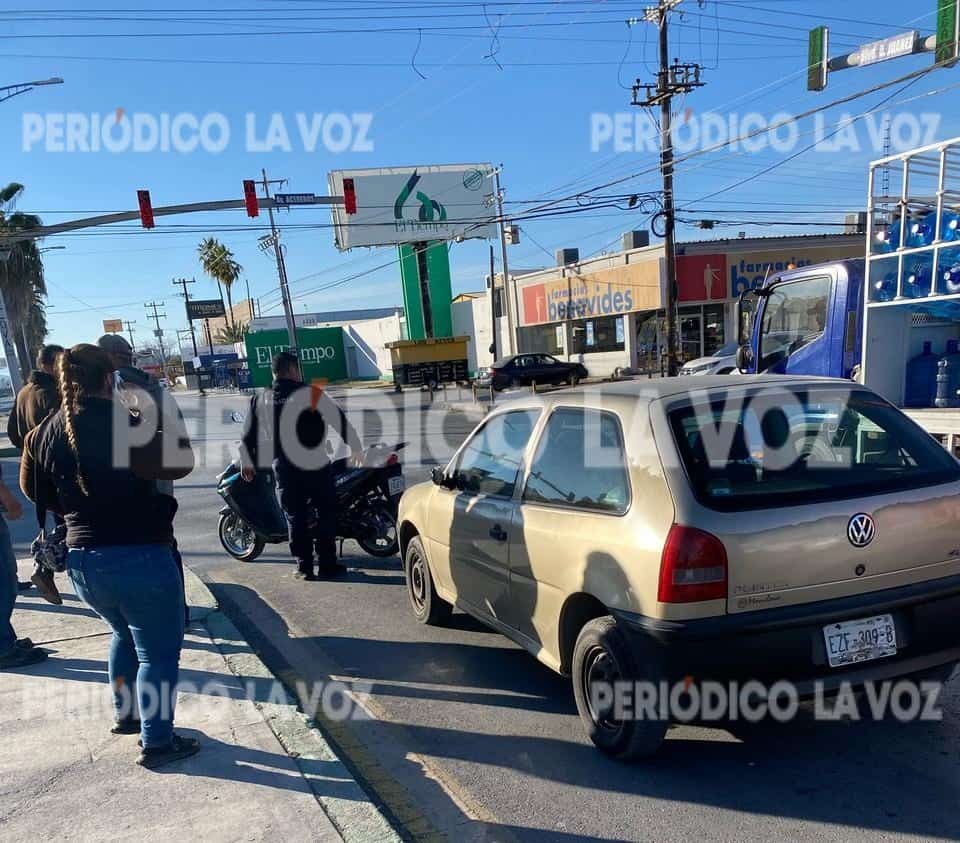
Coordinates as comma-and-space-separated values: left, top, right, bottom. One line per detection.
937, 0, 960, 66
137, 190, 155, 229
243, 179, 259, 218
807, 26, 829, 91
343, 178, 357, 215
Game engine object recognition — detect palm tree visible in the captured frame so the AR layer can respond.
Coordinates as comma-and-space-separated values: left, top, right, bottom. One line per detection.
214, 322, 247, 344
198, 237, 242, 331
0, 183, 47, 379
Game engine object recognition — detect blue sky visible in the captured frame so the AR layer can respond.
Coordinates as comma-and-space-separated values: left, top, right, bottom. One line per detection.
2, 0, 959, 351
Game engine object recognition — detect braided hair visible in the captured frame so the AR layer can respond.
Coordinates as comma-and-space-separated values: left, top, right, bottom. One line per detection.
55, 344, 115, 496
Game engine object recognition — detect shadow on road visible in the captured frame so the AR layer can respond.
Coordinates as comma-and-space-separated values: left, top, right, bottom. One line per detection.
208, 580, 960, 843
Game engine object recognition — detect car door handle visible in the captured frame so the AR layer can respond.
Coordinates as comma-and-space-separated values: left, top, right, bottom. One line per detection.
489, 524, 508, 542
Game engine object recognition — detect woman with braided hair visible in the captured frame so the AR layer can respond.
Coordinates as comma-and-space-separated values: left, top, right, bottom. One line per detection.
21, 343, 198, 769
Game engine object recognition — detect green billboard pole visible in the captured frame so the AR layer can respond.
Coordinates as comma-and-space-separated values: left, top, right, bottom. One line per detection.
398, 240, 454, 341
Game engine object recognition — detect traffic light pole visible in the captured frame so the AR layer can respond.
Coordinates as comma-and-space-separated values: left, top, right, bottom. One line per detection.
260, 170, 300, 358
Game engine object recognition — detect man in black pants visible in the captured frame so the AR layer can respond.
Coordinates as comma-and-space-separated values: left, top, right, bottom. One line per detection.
240, 352, 361, 580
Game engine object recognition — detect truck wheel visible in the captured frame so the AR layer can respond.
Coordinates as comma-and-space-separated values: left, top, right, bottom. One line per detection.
572, 616, 667, 760
405, 536, 452, 625
218, 512, 265, 562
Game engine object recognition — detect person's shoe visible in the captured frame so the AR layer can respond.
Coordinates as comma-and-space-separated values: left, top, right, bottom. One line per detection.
136, 734, 201, 769
317, 564, 346, 579
0, 646, 47, 670
16, 638, 34, 650
30, 568, 62, 606
17, 580, 33, 592
111, 718, 142, 735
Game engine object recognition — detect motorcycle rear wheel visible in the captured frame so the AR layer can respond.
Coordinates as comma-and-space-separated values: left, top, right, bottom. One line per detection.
356, 501, 400, 558
218, 512, 266, 561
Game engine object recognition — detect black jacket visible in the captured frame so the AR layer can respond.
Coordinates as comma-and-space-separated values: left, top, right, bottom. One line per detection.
22, 397, 194, 548
241, 378, 361, 474
7, 370, 60, 450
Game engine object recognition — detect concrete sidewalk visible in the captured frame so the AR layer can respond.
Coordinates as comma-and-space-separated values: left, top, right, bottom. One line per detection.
0, 558, 401, 843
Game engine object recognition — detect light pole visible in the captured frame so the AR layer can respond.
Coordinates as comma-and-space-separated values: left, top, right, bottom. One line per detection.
0, 77, 63, 105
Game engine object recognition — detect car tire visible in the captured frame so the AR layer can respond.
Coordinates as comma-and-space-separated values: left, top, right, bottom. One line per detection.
572, 616, 667, 760
509, 377, 523, 390
567, 374, 581, 387
405, 536, 453, 626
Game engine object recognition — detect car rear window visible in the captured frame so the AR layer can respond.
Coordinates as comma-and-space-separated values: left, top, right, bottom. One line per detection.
668, 388, 960, 511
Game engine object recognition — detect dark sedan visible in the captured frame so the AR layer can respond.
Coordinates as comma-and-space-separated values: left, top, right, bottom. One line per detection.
478, 354, 588, 391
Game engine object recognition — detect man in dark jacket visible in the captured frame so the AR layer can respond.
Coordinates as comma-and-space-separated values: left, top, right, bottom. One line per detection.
240, 352, 361, 581
7, 344, 63, 450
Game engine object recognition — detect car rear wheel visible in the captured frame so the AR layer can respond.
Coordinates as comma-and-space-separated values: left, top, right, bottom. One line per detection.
405, 536, 452, 625
567, 373, 581, 387
572, 616, 667, 760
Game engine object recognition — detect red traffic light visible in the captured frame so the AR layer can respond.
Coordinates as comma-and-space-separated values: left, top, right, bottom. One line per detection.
137, 190, 155, 229
343, 178, 357, 215
243, 179, 259, 218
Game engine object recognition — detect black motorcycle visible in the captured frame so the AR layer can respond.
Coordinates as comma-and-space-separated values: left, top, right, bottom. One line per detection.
216, 443, 407, 562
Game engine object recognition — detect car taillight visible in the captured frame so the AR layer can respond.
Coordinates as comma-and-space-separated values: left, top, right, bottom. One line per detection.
658, 525, 728, 604
386, 453, 399, 466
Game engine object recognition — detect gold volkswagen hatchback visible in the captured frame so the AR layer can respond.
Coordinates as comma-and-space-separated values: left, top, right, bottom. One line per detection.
398, 376, 960, 758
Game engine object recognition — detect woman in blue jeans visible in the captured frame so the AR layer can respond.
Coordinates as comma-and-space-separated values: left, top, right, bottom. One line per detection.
22, 344, 196, 769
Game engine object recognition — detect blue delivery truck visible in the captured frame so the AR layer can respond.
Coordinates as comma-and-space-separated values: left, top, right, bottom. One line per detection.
736, 136, 960, 450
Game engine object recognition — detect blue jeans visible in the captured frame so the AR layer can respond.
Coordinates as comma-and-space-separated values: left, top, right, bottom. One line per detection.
0, 517, 17, 657
68, 545, 185, 748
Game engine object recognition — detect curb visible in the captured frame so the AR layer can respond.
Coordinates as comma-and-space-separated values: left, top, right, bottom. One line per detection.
184, 568, 402, 843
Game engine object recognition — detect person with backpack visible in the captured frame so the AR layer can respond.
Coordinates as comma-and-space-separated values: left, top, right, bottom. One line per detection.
22, 344, 197, 768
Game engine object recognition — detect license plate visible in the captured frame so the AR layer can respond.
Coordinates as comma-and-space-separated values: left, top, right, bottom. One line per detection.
823, 614, 897, 668
388, 476, 405, 496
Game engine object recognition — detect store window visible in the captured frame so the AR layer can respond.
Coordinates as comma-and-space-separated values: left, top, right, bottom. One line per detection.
703, 303, 727, 356
571, 315, 626, 355
518, 324, 564, 355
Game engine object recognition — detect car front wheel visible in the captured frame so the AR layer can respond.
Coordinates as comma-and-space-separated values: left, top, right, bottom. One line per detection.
405, 536, 453, 625
572, 616, 667, 760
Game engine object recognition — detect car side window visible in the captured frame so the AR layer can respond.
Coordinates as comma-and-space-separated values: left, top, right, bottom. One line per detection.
454, 410, 540, 498
523, 408, 630, 514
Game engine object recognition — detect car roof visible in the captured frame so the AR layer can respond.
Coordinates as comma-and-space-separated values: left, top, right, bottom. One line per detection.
491, 375, 864, 414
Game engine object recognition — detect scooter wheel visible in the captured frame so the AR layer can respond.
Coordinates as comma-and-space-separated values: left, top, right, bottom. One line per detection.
218, 512, 266, 561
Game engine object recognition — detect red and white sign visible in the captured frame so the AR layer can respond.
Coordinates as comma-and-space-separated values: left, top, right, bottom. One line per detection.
676, 254, 727, 303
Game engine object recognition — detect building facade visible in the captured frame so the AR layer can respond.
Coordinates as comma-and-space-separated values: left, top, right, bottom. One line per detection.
505, 233, 866, 377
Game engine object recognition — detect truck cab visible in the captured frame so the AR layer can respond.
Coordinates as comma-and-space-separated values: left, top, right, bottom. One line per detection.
737, 259, 865, 381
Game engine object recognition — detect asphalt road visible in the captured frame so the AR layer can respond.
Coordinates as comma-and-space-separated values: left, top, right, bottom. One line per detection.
11, 387, 960, 842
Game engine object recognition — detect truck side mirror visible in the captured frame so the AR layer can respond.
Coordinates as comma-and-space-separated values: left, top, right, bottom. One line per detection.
736, 345, 754, 373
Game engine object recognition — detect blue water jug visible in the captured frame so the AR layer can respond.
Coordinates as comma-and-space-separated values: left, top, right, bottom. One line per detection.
905, 341, 940, 408
935, 340, 960, 408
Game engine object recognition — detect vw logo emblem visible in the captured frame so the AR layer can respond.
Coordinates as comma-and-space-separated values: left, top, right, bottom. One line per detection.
847, 513, 876, 548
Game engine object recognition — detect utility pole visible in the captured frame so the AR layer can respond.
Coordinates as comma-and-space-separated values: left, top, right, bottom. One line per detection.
123, 320, 137, 352
172, 277, 200, 359
493, 169, 517, 355
632, 1, 704, 377
144, 301, 168, 372
245, 278, 255, 322
260, 169, 299, 357
488, 244, 499, 362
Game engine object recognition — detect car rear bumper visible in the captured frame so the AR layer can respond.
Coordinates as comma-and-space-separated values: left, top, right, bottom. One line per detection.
613, 574, 960, 692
